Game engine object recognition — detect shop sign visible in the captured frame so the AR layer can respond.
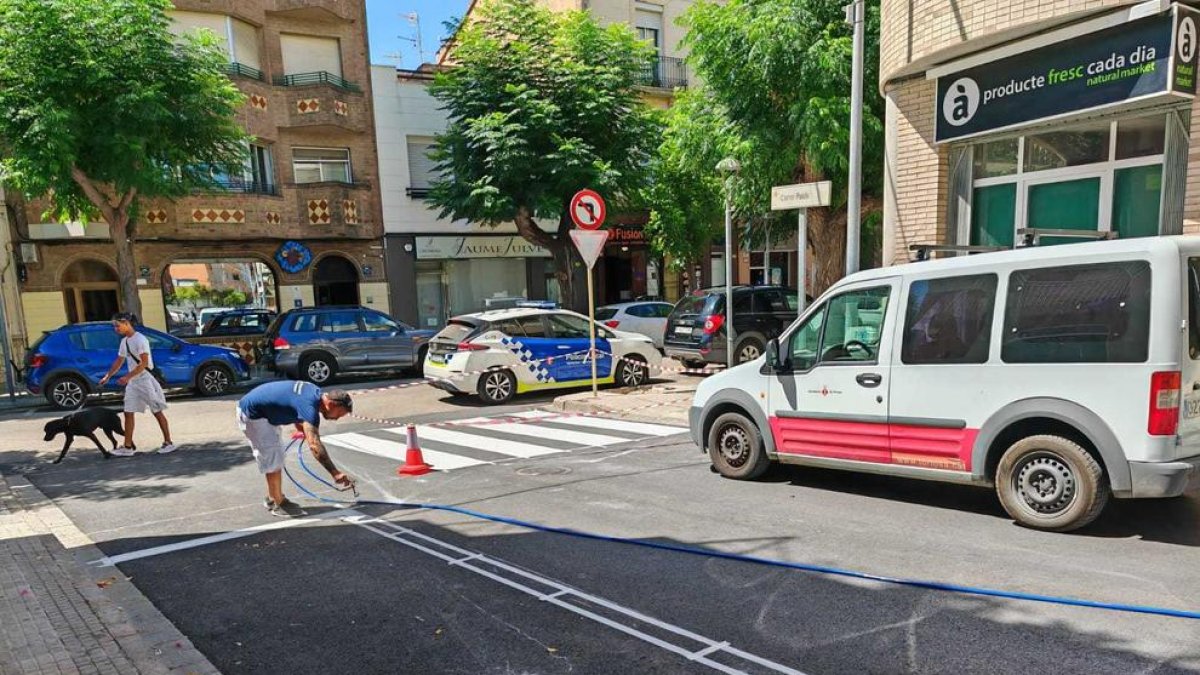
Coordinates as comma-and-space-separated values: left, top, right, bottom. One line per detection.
935, 6, 1200, 142
605, 226, 646, 246
414, 236, 551, 259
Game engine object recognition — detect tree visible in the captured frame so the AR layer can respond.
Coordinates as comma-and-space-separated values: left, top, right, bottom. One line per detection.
645, 0, 884, 293
0, 0, 249, 318
428, 0, 661, 306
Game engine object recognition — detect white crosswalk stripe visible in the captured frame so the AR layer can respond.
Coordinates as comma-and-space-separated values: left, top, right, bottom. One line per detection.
323, 412, 685, 473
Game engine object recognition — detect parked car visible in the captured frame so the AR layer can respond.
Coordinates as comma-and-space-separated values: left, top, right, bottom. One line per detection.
263, 306, 436, 384
689, 236, 1200, 532
201, 308, 277, 337
596, 301, 674, 349
25, 323, 251, 409
195, 307, 236, 335
664, 286, 800, 367
424, 308, 663, 404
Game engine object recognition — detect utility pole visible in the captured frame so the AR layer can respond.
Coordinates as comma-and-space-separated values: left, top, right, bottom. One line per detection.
844, 0, 865, 275
717, 158, 740, 368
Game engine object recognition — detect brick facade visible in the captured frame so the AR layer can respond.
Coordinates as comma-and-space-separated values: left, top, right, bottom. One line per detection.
7, 0, 386, 341
881, 1, 1200, 265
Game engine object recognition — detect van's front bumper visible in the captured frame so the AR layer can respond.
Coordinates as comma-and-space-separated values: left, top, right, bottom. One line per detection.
1127, 454, 1200, 498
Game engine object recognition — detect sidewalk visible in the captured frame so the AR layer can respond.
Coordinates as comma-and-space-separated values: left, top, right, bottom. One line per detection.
0, 473, 218, 675
552, 380, 698, 427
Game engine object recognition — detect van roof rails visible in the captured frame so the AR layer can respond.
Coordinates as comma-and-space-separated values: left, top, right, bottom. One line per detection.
909, 244, 1007, 262
1017, 228, 1117, 247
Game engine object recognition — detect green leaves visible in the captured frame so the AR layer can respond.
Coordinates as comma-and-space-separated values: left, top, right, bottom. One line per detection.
0, 0, 249, 218
428, 0, 660, 227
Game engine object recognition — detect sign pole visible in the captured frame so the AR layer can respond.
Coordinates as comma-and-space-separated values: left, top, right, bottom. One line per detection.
587, 268, 598, 396
797, 207, 808, 312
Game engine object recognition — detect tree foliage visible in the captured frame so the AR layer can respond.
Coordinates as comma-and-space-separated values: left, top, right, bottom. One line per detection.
0, 0, 249, 317
645, 0, 884, 292
428, 0, 661, 306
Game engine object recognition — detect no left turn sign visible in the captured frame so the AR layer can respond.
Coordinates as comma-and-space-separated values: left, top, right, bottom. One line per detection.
569, 189, 606, 230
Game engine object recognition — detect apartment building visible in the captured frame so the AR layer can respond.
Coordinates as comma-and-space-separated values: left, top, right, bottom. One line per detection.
4, 0, 388, 350
881, 0, 1200, 265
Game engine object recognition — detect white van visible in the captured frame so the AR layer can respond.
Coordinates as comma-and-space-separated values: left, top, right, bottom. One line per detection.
689, 237, 1200, 532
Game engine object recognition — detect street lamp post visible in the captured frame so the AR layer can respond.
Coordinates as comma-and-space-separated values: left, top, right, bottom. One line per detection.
716, 157, 741, 369
844, 0, 865, 275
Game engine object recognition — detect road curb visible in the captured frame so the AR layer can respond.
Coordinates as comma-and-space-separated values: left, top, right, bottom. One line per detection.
2, 473, 221, 675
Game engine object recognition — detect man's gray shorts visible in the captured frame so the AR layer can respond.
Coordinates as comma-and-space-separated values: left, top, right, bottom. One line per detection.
124, 375, 167, 414
237, 409, 286, 473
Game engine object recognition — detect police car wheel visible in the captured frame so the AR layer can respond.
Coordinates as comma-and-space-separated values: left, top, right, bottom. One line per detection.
616, 357, 648, 388
477, 369, 516, 404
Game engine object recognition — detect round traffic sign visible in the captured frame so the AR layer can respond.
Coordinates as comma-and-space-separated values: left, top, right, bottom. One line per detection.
569, 189, 606, 230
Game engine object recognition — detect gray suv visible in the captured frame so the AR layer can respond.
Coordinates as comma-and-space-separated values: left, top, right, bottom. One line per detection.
263, 306, 436, 384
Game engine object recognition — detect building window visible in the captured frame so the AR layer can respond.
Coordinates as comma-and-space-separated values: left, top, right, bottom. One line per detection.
169, 12, 261, 72
635, 9, 663, 52
406, 136, 437, 197
280, 34, 342, 77
200, 142, 275, 194
292, 148, 351, 184
965, 113, 1170, 248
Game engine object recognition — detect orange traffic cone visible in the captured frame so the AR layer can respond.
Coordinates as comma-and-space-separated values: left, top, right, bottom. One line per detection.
397, 424, 433, 476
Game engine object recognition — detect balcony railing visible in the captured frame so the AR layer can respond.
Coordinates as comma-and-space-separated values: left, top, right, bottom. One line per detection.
203, 179, 280, 196
406, 186, 431, 199
272, 71, 362, 93
639, 56, 687, 90
225, 62, 265, 81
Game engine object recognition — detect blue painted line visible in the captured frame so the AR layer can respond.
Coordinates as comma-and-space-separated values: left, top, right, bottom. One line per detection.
285, 439, 1200, 621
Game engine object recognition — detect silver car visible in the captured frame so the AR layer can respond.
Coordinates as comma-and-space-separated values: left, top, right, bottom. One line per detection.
263, 306, 436, 384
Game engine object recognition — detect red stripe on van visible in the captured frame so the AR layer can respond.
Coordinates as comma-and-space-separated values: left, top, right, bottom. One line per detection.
769, 417, 976, 471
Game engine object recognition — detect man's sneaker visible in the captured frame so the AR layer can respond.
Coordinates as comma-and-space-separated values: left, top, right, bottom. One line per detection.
156, 443, 178, 455
264, 497, 307, 518
110, 447, 136, 457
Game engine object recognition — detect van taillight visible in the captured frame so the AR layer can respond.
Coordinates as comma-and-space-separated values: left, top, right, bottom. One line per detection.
703, 314, 724, 335
273, 337, 290, 350
1148, 371, 1181, 436
29, 354, 46, 368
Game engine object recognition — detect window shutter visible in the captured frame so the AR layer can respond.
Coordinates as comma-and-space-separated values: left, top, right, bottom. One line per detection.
169, 11, 229, 55
280, 34, 341, 76
230, 19, 260, 70
407, 138, 438, 189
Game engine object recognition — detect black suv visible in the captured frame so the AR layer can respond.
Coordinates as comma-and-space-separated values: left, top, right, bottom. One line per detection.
664, 286, 800, 367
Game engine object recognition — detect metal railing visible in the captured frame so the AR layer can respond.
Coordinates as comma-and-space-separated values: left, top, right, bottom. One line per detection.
272, 71, 362, 93
639, 56, 687, 90
204, 179, 279, 196
225, 62, 265, 81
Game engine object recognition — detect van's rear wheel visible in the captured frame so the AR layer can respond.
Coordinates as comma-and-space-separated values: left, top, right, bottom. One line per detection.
996, 434, 1108, 532
707, 412, 770, 480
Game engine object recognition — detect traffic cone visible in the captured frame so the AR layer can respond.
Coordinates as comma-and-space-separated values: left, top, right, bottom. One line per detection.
397, 424, 433, 476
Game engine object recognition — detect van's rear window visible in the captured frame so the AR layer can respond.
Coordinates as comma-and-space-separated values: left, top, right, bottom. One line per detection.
1001, 261, 1151, 364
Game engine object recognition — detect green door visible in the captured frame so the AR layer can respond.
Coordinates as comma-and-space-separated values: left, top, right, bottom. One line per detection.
1025, 177, 1101, 245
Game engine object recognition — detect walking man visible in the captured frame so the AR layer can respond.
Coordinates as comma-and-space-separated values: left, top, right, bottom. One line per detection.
237, 380, 354, 517
98, 313, 176, 456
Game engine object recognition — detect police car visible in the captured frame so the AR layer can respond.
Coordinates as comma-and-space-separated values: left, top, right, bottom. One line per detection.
424, 308, 663, 404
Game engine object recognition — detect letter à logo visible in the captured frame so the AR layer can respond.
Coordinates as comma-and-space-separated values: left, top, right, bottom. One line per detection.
941, 77, 980, 127
1179, 16, 1197, 63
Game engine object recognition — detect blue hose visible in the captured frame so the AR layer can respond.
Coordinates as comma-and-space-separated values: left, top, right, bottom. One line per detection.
285, 439, 1200, 621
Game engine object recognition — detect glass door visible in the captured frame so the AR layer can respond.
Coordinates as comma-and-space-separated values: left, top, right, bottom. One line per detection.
415, 264, 446, 330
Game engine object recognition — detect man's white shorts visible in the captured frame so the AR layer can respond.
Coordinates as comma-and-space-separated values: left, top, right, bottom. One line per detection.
124, 375, 168, 414
237, 409, 285, 474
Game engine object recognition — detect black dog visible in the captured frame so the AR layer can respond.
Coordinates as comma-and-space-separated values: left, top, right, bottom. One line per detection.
43, 408, 126, 464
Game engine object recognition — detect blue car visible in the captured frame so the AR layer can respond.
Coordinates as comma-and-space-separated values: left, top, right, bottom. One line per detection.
26, 323, 251, 409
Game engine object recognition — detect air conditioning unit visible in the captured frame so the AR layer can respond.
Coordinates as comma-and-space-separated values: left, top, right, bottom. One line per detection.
17, 243, 38, 264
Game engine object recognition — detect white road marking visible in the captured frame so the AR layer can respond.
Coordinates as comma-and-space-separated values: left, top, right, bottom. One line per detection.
90, 509, 358, 567
347, 513, 807, 675
325, 432, 490, 471
481, 422, 628, 447
384, 425, 560, 459
541, 415, 686, 437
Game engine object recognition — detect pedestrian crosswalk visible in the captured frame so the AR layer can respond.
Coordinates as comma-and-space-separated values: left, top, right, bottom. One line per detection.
322, 411, 686, 472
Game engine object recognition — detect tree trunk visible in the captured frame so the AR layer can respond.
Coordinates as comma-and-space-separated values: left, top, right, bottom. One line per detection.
514, 204, 577, 310
109, 211, 143, 321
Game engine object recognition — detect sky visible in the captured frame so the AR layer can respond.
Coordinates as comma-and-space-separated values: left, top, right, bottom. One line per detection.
365, 0, 471, 69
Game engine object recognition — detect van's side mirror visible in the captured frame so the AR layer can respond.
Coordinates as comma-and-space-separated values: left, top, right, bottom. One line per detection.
765, 338, 781, 371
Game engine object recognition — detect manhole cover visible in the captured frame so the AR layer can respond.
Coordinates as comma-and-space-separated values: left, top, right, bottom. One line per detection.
516, 465, 572, 477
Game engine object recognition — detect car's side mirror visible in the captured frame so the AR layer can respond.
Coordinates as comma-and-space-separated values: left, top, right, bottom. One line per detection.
765, 338, 781, 371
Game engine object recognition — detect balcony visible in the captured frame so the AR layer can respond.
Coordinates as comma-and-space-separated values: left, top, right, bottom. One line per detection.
273, 71, 362, 94
225, 62, 265, 82
639, 56, 687, 90
201, 179, 280, 197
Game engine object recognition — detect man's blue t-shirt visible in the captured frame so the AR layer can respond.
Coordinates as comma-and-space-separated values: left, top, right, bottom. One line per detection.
238, 381, 322, 427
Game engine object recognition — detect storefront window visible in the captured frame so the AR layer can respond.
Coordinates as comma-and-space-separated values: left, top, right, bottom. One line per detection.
972, 138, 1018, 179
1113, 165, 1162, 239
163, 259, 278, 336
446, 258, 529, 315
1023, 123, 1110, 172
970, 184, 1016, 247
1115, 115, 1167, 159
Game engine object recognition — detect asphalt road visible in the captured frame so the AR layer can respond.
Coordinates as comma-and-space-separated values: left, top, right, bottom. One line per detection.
3, 384, 1200, 674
